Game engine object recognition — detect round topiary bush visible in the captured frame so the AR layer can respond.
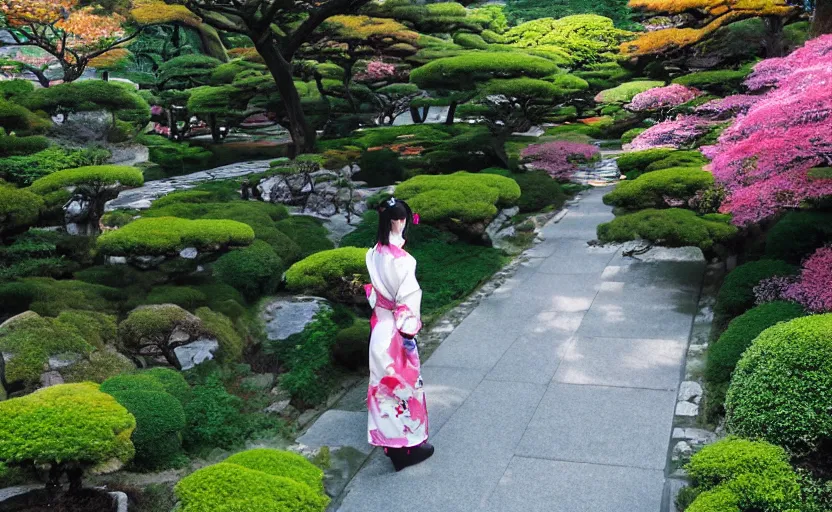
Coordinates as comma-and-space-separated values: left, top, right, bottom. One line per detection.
97, 217, 255, 256
512, 172, 566, 214
684, 437, 801, 512
285, 247, 369, 301
213, 240, 283, 300
174, 461, 329, 512
594, 80, 665, 104
705, 301, 805, 385
0, 383, 136, 489
354, 148, 406, 187
726, 314, 832, 456
602, 167, 712, 210
616, 148, 677, 176
223, 449, 325, 493
333, 320, 370, 369
715, 260, 798, 319
764, 211, 832, 264
140, 367, 192, 404
0, 185, 43, 236
597, 209, 737, 250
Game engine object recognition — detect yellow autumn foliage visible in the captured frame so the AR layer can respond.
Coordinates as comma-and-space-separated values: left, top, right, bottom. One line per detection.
130, 0, 201, 27
325, 15, 419, 43
89, 47, 132, 68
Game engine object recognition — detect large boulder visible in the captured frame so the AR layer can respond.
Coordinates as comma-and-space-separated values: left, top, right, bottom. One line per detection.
260, 296, 331, 343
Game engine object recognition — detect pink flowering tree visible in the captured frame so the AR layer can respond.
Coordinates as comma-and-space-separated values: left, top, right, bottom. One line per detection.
701, 35, 832, 225
694, 95, 759, 120
521, 141, 600, 180
783, 246, 832, 313
627, 115, 719, 151
627, 84, 702, 114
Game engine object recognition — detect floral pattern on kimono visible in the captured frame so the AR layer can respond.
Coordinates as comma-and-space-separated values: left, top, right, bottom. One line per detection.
365, 238, 428, 448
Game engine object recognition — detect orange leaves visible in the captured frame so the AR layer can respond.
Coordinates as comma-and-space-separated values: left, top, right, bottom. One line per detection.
89, 47, 132, 68
57, 7, 126, 48
0, 0, 76, 26
130, 0, 202, 27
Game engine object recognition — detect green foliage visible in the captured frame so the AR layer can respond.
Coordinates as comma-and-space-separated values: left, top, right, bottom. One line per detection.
97, 217, 255, 256
195, 308, 244, 363
395, 172, 521, 223
100, 373, 168, 395
157, 54, 222, 90
0, 145, 111, 186
726, 314, 832, 456
672, 69, 749, 95
274, 216, 334, 259
0, 383, 135, 473
0, 185, 43, 235
141, 367, 192, 404
595, 80, 665, 104
213, 240, 283, 300
0, 80, 34, 102
182, 374, 248, 450
505, 0, 635, 29
620, 127, 646, 145
597, 208, 737, 250
108, 389, 187, 470
410, 51, 560, 90
705, 300, 805, 385
602, 167, 713, 210
28, 165, 144, 195
174, 460, 329, 512
513, 171, 567, 213
645, 151, 708, 173
135, 134, 213, 175
334, 320, 370, 370
0, 134, 50, 158
143, 285, 208, 310
0, 100, 51, 136
354, 149, 406, 187
616, 148, 688, 178
0, 277, 121, 318
684, 437, 801, 512
23, 80, 150, 126
715, 260, 798, 319
224, 449, 325, 494
764, 211, 832, 264
454, 32, 489, 50
55, 310, 117, 349
285, 247, 367, 298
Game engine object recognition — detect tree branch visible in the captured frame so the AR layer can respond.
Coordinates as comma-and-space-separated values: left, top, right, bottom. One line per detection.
283, 0, 372, 58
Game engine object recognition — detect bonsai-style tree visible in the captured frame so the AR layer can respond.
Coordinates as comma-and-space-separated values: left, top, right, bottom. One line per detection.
118, 304, 212, 369
622, 0, 798, 58
186, 85, 251, 142
0, 0, 141, 83
372, 83, 422, 125
505, 0, 636, 28
129, 0, 229, 62
0, 185, 43, 237
162, 0, 374, 153
0, 383, 136, 492
28, 165, 144, 235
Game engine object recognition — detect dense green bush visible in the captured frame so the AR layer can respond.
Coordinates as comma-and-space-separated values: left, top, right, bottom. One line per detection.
55, 309, 117, 349
143, 285, 208, 310
98, 217, 255, 256
715, 260, 797, 318
603, 167, 712, 210
100, 373, 168, 395
141, 367, 192, 404
183, 374, 249, 450
0, 100, 51, 136
684, 437, 801, 512
274, 216, 334, 259
22, 80, 151, 126
0, 146, 111, 186
726, 314, 832, 456
224, 449, 325, 493
620, 127, 646, 145
597, 209, 737, 250
28, 165, 144, 195
136, 135, 214, 175
410, 52, 560, 90
0, 277, 122, 318
174, 460, 329, 512
595, 80, 664, 104
0, 80, 34, 102
195, 307, 244, 363
765, 211, 832, 264
645, 151, 707, 172
0, 134, 50, 158
333, 320, 370, 370
672, 69, 749, 95
616, 148, 676, 176
0, 383, 135, 486
285, 247, 368, 299
512, 171, 567, 212
213, 240, 283, 300
353, 149, 406, 187
0, 185, 43, 236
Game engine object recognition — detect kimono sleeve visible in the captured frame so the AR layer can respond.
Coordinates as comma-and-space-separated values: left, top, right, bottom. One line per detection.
394, 257, 422, 337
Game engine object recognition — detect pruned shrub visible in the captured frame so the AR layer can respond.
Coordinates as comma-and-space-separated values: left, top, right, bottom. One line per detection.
274, 216, 334, 259
726, 314, 832, 456
141, 367, 192, 404
354, 148, 406, 187
513, 171, 567, 213
136, 134, 213, 175
213, 240, 283, 300
597, 209, 737, 250
616, 148, 705, 180
182, 374, 248, 450
195, 307, 244, 363
224, 448, 325, 493
333, 320, 370, 370
715, 260, 798, 319
0, 383, 135, 489
22, 80, 151, 126
118, 304, 211, 369
285, 247, 368, 301
603, 167, 712, 210
0, 100, 51, 136
594, 80, 664, 104
672, 69, 749, 95
0, 145, 111, 186
765, 211, 832, 264
0, 277, 121, 318
55, 310, 117, 349
97, 217, 255, 256
28, 165, 144, 199
0, 185, 43, 236
0, 134, 50, 157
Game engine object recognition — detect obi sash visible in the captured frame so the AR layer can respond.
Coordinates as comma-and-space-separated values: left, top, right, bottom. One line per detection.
365, 284, 422, 337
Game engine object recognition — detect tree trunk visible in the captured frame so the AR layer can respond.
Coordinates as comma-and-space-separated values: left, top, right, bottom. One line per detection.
445, 101, 458, 125
812, 0, 832, 36
492, 134, 510, 169
210, 114, 222, 142
410, 106, 424, 123
66, 467, 83, 494
254, 42, 316, 153
161, 346, 182, 370
763, 16, 785, 58
26, 66, 51, 88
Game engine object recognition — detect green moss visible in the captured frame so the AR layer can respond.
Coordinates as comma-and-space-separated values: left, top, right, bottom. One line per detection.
97, 217, 255, 256
726, 314, 832, 456
0, 277, 122, 318
513, 171, 567, 213
213, 240, 283, 300
715, 260, 798, 319
597, 208, 737, 250
28, 165, 143, 195
0, 185, 43, 235
354, 149, 406, 187
55, 310, 117, 349
453, 32, 489, 50
602, 167, 712, 210
333, 320, 370, 370
285, 247, 367, 300
410, 51, 561, 90
274, 216, 334, 259
672, 69, 749, 95
140, 367, 192, 405
224, 449, 325, 494
616, 148, 677, 175
0, 100, 51, 136
0, 383, 135, 475
196, 307, 244, 363
765, 211, 832, 264
620, 128, 646, 145
595, 80, 664, 104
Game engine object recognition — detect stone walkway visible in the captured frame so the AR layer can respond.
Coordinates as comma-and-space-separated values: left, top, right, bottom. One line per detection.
301, 188, 705, 512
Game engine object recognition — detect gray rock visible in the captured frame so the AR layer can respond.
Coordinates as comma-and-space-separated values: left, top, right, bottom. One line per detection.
132, 255, 166, 269
265, 400, 291, 414
260, 296, 330, 342
678, 381, 703, 402
672, 427, 716, 445
675, 401, 699, 417
107, 256, 127, 265
109, 491, 128, 512
242, 373, 275, 390
173, 338, 219, 370
672, 441, 692, 460
48, 355, 79, 369
39, 370, 64, 388
179, 247, 198, 259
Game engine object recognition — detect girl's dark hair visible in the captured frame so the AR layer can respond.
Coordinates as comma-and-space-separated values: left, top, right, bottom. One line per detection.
376, 197, 413, 246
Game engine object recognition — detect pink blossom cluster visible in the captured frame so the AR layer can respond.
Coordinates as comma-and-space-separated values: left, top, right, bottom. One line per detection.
627, 84, 702, 112
753, 276, 796, 305
521, 141, 600, 180
355, 60, 398, 82
150, 105, 164, 116
702, 34, 832, 225
694, 95, 759, 119
783, 246, 832, 313
627, 115, 717, 151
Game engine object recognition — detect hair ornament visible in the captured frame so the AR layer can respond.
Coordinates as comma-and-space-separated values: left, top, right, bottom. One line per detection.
386, 197, 397, 207
412, 213, 420, 225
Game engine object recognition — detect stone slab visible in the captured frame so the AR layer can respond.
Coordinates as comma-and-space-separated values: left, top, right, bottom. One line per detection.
297, 410, 372, 454
536, 243, 619, 275
554, 336, 688, 391
420, 366, 487, 433
487, 334, 573, 385
484, 457, 665, 512
516, 383, 677, 470
601, 260, 705, 292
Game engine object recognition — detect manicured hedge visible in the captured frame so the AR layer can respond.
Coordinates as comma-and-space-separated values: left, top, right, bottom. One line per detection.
224, 449, 325, 493
595, 80, 664, 104
602, 167, 712, 210
672, 69, 749, 95
141, 367, 192, 404
55, 310, 117, 349
726, 314, 832, 456
0, 277, 122, 318
0, 100, 51, 135
274, 216, 334, 259
617, 148, 695, 179
764, 211, 832, 264
28, 165, 144, 195
0, 383, 136, 475
213, 240, 283, 300
22, 80, 151, 125
512, 171, 567, 213
410, 51, 560, 90
644, 151, 707, 173
705, 301, 805, 386
714, 260, 797, 319
597, 209, 737, 250
97, 217, 255, 256
0, 185, 43, 235
684, 437, 801, 512
0, 134, 50, 157
100, 373, 168, 395
285, 247, 369, 297
174, 461, 329, 512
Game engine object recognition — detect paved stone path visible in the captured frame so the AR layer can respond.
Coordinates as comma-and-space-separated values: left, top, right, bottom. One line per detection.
301, 188, 706, 512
